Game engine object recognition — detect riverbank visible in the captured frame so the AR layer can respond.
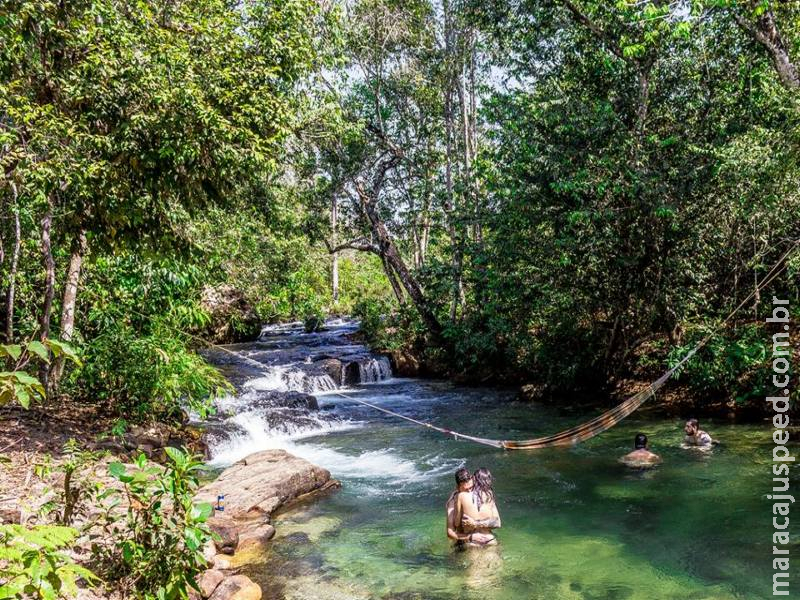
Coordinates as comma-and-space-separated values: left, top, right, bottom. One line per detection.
0, 403, 341, 600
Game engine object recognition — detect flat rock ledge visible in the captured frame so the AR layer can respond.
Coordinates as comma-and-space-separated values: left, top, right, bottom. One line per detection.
191, 449, 340, 599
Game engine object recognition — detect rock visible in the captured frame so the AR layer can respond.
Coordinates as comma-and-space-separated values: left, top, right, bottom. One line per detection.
208, 516, 240, 555
208, 575, 262, 600
92, 439, 127, 454
196, 450, 340, 519
342, 362, 361, 385
314, 358, 343, 385
197, 569, 226, 598
236, 523, 276, 553
129, 424, 171, 447
212, 554, 233, 570
201, 285, 261, 344
202, 539, 217, 564
246, 391, 318, 411
387, 350, 419, 377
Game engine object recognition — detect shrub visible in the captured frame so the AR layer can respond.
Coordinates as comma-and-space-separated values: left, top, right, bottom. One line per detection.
0, 524, 98, 599
95, 448, 214, 600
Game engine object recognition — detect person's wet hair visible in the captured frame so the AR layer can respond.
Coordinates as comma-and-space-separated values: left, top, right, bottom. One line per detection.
634, 433, 648, 449
686, 418, 699, 428
455, 467, 472, 485
472, 468, 495, 510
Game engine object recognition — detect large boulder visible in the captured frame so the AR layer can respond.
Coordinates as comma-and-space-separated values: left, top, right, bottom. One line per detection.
200, 284, 261, 344
196, 450, 340, 519
208, 575, 262, 600
314, 358, 343, 386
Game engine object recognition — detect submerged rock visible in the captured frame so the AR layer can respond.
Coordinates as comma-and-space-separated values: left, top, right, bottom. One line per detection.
196, 449, 340, 519
237, 523, 276, 553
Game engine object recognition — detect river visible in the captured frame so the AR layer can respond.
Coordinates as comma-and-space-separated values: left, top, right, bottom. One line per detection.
202, 319, 796, 600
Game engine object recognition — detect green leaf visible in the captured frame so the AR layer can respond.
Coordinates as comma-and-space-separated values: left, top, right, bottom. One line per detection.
190, 502, 213, 522
108, 462, 128, 480
164, 446, 185, 466
25, 341, 49, 363
0, 344, 22, 361
14, 385, 30, 409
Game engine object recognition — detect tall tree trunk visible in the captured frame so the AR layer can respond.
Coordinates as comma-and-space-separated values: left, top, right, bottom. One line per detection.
419, 187, 431, 267
4, 185, 20, 343
331, 197, 339, 306
39, 200, 55, 392
357, 182, 441, 337
381, 253, 406, 305
733, 9, 799, 90
443, 0, 463, 323
49, 229, 87, 392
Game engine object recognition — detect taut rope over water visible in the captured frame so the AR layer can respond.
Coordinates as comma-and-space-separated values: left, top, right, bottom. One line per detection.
128, 240, 796, 451
330, 241, 798, 450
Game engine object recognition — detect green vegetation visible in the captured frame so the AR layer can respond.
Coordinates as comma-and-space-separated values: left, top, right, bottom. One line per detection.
0, 524, 98, 600
94, 448, 213, 600
1, 1, 798, 414
1, 3, 799, 599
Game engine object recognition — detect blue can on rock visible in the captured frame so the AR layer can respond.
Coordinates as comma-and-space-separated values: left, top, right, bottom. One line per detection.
216, 495, 225, 512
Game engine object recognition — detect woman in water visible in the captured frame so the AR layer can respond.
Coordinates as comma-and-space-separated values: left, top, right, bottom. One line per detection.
455, 468, 501, 547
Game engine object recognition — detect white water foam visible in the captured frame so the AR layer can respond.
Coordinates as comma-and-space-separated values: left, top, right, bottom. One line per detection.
358, 357, 392, 383
243, 365, 338, 394
207, 410, 362, 466
207, 407, 461, 489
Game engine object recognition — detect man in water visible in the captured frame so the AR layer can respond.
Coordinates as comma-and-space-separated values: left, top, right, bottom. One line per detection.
446, 468, 496, 545
684, 418, 714, 446
620, 433, 662, 467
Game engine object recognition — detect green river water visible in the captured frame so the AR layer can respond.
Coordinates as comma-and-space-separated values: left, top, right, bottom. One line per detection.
233, 379, 797, 600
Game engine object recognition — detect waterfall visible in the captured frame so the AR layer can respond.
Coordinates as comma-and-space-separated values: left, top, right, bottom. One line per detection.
203, 318, 397, 466
357, 357, 393, 383
245, 366, 338, 394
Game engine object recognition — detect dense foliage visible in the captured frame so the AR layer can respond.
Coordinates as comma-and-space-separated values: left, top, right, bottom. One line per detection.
2, 0, 798, 424
311, 0, 799, 407
0, 524, 97, 600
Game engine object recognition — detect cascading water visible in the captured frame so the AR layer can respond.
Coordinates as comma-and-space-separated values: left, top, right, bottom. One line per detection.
358, 357, 392, 383
201, 318, 397, 468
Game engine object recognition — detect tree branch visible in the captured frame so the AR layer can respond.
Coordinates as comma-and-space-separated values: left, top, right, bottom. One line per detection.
732, 9, 799, 90
324, 237, 379, 254
559, 0, 626, 61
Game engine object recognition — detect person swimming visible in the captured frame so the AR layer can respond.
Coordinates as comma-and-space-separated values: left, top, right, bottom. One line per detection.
454, 468, 501, 547
684, 418, 714, 446
620, 433, 662, 467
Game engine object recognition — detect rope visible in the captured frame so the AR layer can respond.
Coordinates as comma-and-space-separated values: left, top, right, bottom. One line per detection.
323, 240, 798, 450
90, 240, 799, 451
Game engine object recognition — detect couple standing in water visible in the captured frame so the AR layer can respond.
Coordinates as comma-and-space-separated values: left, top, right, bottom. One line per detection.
445, 467, 501, 547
